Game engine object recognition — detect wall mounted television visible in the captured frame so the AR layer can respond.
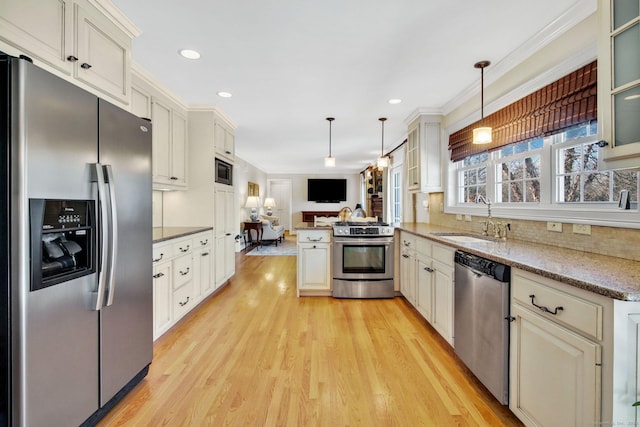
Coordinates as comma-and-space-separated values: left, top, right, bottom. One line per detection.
307, 179, 347, 203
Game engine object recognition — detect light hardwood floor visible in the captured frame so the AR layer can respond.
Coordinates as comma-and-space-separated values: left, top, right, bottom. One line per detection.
98, 251, 523, 426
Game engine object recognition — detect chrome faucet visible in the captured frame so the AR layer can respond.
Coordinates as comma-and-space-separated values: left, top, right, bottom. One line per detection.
476, 194, 493, 236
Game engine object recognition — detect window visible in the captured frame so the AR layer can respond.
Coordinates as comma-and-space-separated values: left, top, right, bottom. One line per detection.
457, 152, 488, 203
391, 166, 402, 223
453, 122, 640, 212
554, 130, 638, 204
495, 139, 543, 203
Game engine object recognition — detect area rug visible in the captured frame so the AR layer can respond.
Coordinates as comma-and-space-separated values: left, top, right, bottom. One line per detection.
246, 238, 297, 256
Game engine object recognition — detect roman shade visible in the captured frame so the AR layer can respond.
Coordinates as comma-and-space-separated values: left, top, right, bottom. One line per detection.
448, 60, 597, 162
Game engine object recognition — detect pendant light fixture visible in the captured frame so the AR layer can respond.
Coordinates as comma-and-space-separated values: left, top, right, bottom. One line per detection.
377, 117, 388, 169
472, 60, 492, 144
324, 117, 335, 167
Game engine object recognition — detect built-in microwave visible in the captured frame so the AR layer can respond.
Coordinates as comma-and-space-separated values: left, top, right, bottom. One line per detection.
215, 158, 233, 186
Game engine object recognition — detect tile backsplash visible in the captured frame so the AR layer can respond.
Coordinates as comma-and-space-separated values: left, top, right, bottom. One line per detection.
427, 192, 640, 262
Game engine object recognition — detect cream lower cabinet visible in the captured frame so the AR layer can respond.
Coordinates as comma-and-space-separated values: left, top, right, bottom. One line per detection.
152, 230, 214, 340
430, 244, 454, 345
399, 232, 417, 305
398, 232, 454, 345
296, 229, 331, 296
152, 259, 172, 340
510, 269, 602, 427
214, 184, 236, 288
510, 303, 600, 427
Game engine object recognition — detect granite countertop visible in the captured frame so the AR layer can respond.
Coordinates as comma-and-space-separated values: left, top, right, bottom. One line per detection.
294, 222, 333, 230
398, 222, 640, 302
153, 226, 213, 243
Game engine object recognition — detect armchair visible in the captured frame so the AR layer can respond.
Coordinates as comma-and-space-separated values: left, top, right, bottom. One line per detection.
260, 216, 285, 246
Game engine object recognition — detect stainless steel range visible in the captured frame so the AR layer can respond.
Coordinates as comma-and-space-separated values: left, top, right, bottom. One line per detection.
332, 221, 395, 298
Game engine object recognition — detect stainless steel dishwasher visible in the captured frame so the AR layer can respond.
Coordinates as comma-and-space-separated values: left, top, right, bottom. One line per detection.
454, 250, 511, 405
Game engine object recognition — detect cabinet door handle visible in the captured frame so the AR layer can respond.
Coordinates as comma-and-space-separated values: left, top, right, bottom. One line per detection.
402, 254, 409, 258
307, 237, 323, 242
200, 239, 208, 245
153, 272, 164, 279
423, 267, 434, 272
66, 55, 78, 62
179, 245, 190, 253
179, 267, 190, 276
80, 62, 92, 69
170, 176, 179, 180
153, 253, 164, 262
202, 252, 209, 257
179, 296, 190, 306
225, 150, 232, 154
529, 294, 563, 315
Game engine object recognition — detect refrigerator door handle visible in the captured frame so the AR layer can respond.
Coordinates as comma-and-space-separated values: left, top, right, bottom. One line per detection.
104, 164, 118, 306
90, 163, 109, 310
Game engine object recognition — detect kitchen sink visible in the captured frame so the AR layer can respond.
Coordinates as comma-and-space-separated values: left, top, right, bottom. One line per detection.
434, 233, 495, 244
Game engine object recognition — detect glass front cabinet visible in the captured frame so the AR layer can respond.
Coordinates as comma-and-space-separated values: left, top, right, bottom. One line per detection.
598, 0, 640, 170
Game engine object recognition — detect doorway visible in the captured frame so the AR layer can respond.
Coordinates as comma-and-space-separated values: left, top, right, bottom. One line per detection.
267, 179, 292, 231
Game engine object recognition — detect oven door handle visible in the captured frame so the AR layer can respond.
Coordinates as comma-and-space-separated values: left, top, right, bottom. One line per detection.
333, 238, 393, 244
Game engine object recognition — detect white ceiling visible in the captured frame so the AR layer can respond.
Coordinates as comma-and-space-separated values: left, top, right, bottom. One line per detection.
112, 0, 589, 175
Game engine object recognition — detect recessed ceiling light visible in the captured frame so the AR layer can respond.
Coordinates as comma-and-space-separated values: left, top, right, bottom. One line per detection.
217, 91, 233, 98
388, 98, 402, 105
179, 49, 201, 60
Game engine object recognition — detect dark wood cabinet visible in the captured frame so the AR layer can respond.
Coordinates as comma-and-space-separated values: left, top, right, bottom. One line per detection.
301, 211, 340, 222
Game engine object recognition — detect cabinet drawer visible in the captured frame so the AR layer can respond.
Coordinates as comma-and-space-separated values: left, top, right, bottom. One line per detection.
152, 244, 173, 263
415, 237, 431, 257
172, 239, 192, 255
172, 280, 194, 320
297, 230, 331, 243
513, 273, 603, 340
432, 243, 454, 268
193, 232, 212, 248
400, 232, 416, 249
173, 255, 193, 289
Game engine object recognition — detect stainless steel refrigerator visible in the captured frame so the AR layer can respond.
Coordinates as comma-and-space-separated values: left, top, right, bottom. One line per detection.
0, 54, 153, 426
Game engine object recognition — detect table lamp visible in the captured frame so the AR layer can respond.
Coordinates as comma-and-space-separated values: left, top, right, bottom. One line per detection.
263, 197, 276, 216
244, 196, 260, 221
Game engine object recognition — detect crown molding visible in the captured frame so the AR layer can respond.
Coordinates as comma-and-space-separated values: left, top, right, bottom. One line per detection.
445, 41, 597, 135
89, 0, 141, 38
189, 105, 237, 129
403, 108, 443, 126
441, 0, 597, 116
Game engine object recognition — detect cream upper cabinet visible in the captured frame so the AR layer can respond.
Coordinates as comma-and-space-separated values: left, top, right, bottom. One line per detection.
0, 0, 135, 105
0, 0, 73, 74
73, 1, 131, 103
130, 85, 151, 119
150, 97, 188, 189
597, 0, 640, 169
406, 114, 442, 192
215, 121, 235, 163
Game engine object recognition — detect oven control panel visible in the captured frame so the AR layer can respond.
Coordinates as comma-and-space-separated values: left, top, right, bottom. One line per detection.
333, 226, 394, 236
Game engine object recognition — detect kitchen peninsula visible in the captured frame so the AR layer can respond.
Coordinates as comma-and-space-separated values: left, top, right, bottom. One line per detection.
295, 221, 333, 297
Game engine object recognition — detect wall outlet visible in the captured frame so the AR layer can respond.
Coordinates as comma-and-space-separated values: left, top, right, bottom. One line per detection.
572, 224, 592, 235
464, 214, 472, 222
456, 214, 462, 221
546, 222, 563, 232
